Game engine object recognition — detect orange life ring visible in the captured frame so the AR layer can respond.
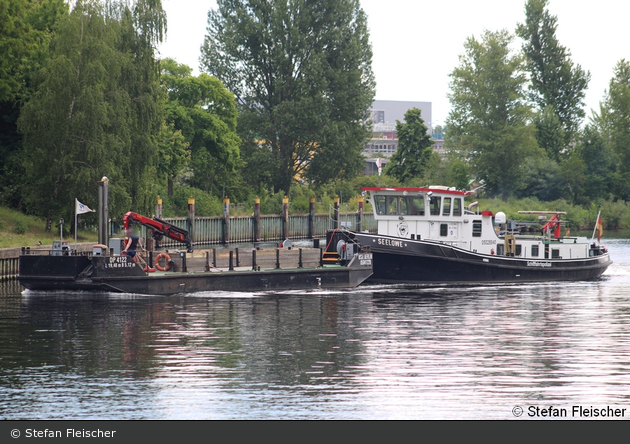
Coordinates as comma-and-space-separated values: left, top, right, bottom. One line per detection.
155, 252, 172, 271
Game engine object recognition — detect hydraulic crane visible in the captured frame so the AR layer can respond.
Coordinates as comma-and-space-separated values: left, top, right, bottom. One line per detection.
122, 211, 193, 252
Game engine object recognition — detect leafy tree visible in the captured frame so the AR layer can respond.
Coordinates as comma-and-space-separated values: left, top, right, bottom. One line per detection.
156, 120, 190, 197
384, 108, 433, 183
597, 59, 630, 200
17, 0, 166, 229
0, 0, 68, 208
200, 0, 375, 196
446, 29, 541, 201
533, 105, 565, 163
573, 123, 614, 202
160, 58, 240, 198
516, 0, 590, 143
0, 0, 35, 102
515, 157, 568, 201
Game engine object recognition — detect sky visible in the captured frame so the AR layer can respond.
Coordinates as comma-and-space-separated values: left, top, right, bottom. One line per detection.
158, 0, 630, 128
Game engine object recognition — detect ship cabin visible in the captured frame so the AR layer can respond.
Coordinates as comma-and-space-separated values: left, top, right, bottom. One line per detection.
363, 186, 599, 260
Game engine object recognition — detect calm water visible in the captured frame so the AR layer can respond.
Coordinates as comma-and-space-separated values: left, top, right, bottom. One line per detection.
1, 238, 629, 420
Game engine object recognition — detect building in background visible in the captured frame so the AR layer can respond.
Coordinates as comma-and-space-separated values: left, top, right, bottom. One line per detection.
363, 100, 444, 175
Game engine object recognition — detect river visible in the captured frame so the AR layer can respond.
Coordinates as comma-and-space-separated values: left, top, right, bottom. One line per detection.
1, 237, 629, 420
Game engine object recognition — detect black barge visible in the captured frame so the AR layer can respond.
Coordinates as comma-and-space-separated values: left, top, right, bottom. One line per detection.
19, 243, 373, 295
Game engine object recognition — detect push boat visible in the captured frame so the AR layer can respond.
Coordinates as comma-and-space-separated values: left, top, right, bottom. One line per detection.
327, 186, 611, 284
19, 212, 373, 296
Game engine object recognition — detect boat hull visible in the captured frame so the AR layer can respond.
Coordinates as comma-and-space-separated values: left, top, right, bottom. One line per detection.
348, 232, 611, 284
19, 253, 373, 295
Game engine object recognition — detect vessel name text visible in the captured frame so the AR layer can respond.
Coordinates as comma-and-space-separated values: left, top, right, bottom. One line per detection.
527, 261, 552, 268
377, 238, 404, 248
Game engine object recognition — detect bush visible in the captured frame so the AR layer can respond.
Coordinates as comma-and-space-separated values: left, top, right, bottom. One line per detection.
13, 220, 27, 235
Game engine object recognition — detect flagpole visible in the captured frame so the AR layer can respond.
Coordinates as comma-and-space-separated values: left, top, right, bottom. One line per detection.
591, 210, 601, 242
75, 198, 78, 252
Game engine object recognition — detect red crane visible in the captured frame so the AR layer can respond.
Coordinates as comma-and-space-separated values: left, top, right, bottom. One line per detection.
122, 212, 193, 252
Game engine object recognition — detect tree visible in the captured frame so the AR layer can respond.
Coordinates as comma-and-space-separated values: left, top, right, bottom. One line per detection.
17, 0, 166, 229
384, 108, 433, 183
200, 0, 375, 196
516, 0, 590, 143
573, 123, 613, 202
533, 105, 565, 163
0, 0, 68, 208
597, 59, 630, 200
160, 58, 240, 198
446, 29, 541, 201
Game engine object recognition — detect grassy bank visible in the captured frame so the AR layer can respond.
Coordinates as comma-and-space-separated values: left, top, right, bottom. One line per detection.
0, 207, 97, 249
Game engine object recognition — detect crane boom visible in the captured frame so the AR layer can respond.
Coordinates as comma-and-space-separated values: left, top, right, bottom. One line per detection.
122, 211, 193, 252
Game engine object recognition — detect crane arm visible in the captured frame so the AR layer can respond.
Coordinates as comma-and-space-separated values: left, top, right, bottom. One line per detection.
122, 211, 193, 252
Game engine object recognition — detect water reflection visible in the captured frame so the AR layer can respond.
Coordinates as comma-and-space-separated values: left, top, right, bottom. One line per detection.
0, 239, 629, 419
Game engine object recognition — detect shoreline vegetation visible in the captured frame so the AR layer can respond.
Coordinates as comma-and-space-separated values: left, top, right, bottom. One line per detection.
2, 193, 629, 250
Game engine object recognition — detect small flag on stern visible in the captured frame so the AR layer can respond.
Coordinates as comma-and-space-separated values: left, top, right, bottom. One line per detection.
596, 215, 603, 243
76, 199, 95, 215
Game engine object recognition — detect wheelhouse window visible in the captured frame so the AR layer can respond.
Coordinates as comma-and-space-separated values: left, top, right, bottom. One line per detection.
453, 198, 462, 216
531, 245, 539, 257
399, 197, 409, 215
406, 197, 425, 215
375, 196, 387, 215
430, 196, 441, 216
472, 220, 482, 237
442, 198, 451, 216
440, 223, 448, 236
387, 196, 398, 214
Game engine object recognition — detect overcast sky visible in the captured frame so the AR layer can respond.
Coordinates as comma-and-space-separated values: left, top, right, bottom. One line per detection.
158, 0, 629, 128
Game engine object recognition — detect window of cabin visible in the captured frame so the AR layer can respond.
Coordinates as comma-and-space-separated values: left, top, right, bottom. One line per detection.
552, 249, 560, 259
472, 220, 482, 237
430, 196, 441, 216
407, 197, 425, 215
440, 223, 448, 236
531, 245, 539, 257
453, 198, 462, 216
387, 196, 398, 214
375, 196, 387, 215
399, 197, 408, 215
442, 197, 451, 216
515, 245, 522, 256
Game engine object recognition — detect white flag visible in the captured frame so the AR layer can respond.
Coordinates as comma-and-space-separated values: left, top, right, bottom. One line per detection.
76, 199, 95, 215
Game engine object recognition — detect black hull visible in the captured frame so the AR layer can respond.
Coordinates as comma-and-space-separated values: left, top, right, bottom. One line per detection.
348, 232, 611, 284
19, 253, 373, 295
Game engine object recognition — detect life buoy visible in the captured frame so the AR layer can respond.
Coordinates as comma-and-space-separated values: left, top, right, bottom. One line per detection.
155, 252, 172, 271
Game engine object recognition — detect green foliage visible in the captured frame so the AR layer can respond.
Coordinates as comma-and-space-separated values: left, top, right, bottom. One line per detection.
13, 219, 27, 234
17, 0, 166, 229
160, 58, 241, 197
0, 0, 69, 210
384, 108, 433, 182
0, 0, 36, 102
201, 0, 375, 195
446, 29, 541, 201
596, 60, 630, 200
517, 0, 590, 143
161, 186, 223, 217
534, 105, 566, 162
